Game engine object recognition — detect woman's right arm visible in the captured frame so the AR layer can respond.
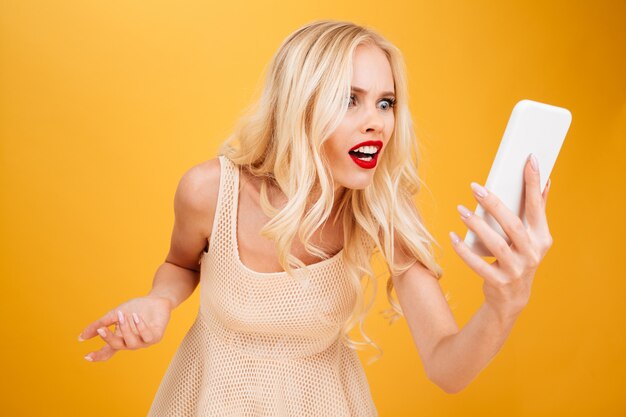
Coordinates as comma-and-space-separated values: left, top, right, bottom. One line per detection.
79, 158, 221, 362
149, 158, 221, 309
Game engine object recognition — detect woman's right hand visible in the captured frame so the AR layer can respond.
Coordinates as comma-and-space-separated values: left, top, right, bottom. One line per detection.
78, 294, 173, 362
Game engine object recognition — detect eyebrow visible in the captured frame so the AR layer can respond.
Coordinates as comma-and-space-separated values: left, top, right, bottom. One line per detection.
351, 86, 396, 97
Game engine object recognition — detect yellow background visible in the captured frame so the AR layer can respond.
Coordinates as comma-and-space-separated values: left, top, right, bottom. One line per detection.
1, 1, 624, 416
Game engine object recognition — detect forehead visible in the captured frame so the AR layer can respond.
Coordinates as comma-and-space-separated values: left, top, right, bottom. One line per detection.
351, 44, 395, 93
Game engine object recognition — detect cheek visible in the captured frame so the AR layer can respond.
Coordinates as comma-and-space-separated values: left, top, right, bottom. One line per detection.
321, 138, 344, 171
323, 129, 349, 161
384, 116, 395, 144
330, 141, 347, 162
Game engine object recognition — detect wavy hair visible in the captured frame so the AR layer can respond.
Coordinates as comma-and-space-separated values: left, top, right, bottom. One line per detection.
220, 19, 444, 364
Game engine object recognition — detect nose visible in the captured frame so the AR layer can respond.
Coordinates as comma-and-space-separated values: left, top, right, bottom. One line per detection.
360, 104, 384, 134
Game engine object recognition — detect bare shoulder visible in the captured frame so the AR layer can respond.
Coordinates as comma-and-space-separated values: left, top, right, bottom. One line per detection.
176, 158, 220, 209
175, 158, 221, 235
166, 158, 221, 269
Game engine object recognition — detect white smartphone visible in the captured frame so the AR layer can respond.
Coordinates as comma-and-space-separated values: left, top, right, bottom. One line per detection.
464, 99, 572, 257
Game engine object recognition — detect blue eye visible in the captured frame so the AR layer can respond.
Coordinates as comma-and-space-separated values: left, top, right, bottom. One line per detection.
347, 95, 396, 110
378, 98, 396, 111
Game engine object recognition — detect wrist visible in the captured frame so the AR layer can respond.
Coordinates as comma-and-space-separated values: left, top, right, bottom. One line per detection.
482, 301, 522, 328
147, 292, 176, 311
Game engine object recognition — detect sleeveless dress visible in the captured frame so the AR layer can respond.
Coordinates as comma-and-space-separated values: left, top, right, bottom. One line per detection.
147, 156, 378, 416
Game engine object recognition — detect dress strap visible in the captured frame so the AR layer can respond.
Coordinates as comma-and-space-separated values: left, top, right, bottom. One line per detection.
207, 155, 239, 259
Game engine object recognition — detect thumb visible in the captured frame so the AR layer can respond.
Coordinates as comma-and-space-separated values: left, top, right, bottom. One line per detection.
542, 178, 551, 205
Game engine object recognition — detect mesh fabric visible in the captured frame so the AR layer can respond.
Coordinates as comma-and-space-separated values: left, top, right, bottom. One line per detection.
148, 156, 378, 416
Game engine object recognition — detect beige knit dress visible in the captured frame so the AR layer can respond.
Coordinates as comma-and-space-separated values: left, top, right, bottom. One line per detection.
147, 156, 378, 416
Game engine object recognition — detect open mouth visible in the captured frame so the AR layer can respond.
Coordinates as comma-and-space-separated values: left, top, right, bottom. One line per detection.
349, 145, 378, 161
348, 140, 383, 169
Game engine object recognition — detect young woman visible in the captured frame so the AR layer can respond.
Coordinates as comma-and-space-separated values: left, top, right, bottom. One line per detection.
79, 20, 553, 416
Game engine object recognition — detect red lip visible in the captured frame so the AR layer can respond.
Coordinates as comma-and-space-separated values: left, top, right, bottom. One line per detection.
349, 153, 379, 169
348, 140, 383, 170
349, 140, 383, 152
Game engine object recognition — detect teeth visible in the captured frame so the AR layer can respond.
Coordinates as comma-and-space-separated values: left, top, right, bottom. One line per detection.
352, 145, 378, 154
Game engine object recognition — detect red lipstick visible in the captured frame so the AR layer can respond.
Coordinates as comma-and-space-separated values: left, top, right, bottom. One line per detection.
348, 140, 383, 169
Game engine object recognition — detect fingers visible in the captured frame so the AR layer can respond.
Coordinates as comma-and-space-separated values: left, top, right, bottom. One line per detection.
81, 310, 156, 362
449, 231, 502, 286
78, 310, 118, 342
118, 311, 157, 346
131, 312, 156, 344
82, 324, 121, 362
84, 343, 117, 362
116, 310, 143, 349
457, 202, 516, 265
91, 321, 127, 350
468, 181, 535, 258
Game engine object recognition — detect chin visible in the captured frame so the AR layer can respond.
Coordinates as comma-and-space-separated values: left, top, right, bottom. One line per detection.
336, 170, 375, 190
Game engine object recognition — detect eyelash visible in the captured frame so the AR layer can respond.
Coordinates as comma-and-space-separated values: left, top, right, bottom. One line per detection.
348, 95, 396, 110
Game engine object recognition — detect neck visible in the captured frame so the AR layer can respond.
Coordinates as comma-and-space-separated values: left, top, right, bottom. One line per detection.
308, 182, 347, 205
263, 178, 347, 220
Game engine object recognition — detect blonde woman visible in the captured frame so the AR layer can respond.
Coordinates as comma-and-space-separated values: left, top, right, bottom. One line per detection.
79, 20, 553, 416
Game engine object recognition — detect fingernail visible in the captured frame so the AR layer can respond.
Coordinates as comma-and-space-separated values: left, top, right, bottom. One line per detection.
457, 204, 472, 219
449, 231, 460, 244
529, 153, 539, 172
470, 182, 488, 198
132, 312, 140, 325
117, 310, 125, 325
84, 354, 93, 362
97, 328, 106, 338
78, 334, 85, 342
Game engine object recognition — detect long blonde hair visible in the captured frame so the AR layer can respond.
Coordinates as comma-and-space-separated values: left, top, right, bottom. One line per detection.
220, 19, 443, 363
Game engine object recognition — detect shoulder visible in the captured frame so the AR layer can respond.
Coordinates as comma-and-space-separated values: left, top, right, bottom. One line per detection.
176, 158, 221, 209
179, 158, 222, 189
173, 158, 222, 237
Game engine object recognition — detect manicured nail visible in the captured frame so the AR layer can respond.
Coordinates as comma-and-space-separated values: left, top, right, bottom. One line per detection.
84, 354, 93, 362
457, 204, 472, 219
117, 310, 125, 325
529, 153, 539, 172
78, 334, 85, 342
97, 328, 106, 338
470, 182, 488, 198
449, 231, 460, 244
132, 312, 140, 325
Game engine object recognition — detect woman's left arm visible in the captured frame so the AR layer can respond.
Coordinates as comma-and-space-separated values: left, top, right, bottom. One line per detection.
393, 154, 552, 394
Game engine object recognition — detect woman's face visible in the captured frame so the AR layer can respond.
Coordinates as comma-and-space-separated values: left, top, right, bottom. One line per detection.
321, 43, 396, 191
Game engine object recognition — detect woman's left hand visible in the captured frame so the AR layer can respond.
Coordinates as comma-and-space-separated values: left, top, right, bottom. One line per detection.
450, 154, 553, 320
